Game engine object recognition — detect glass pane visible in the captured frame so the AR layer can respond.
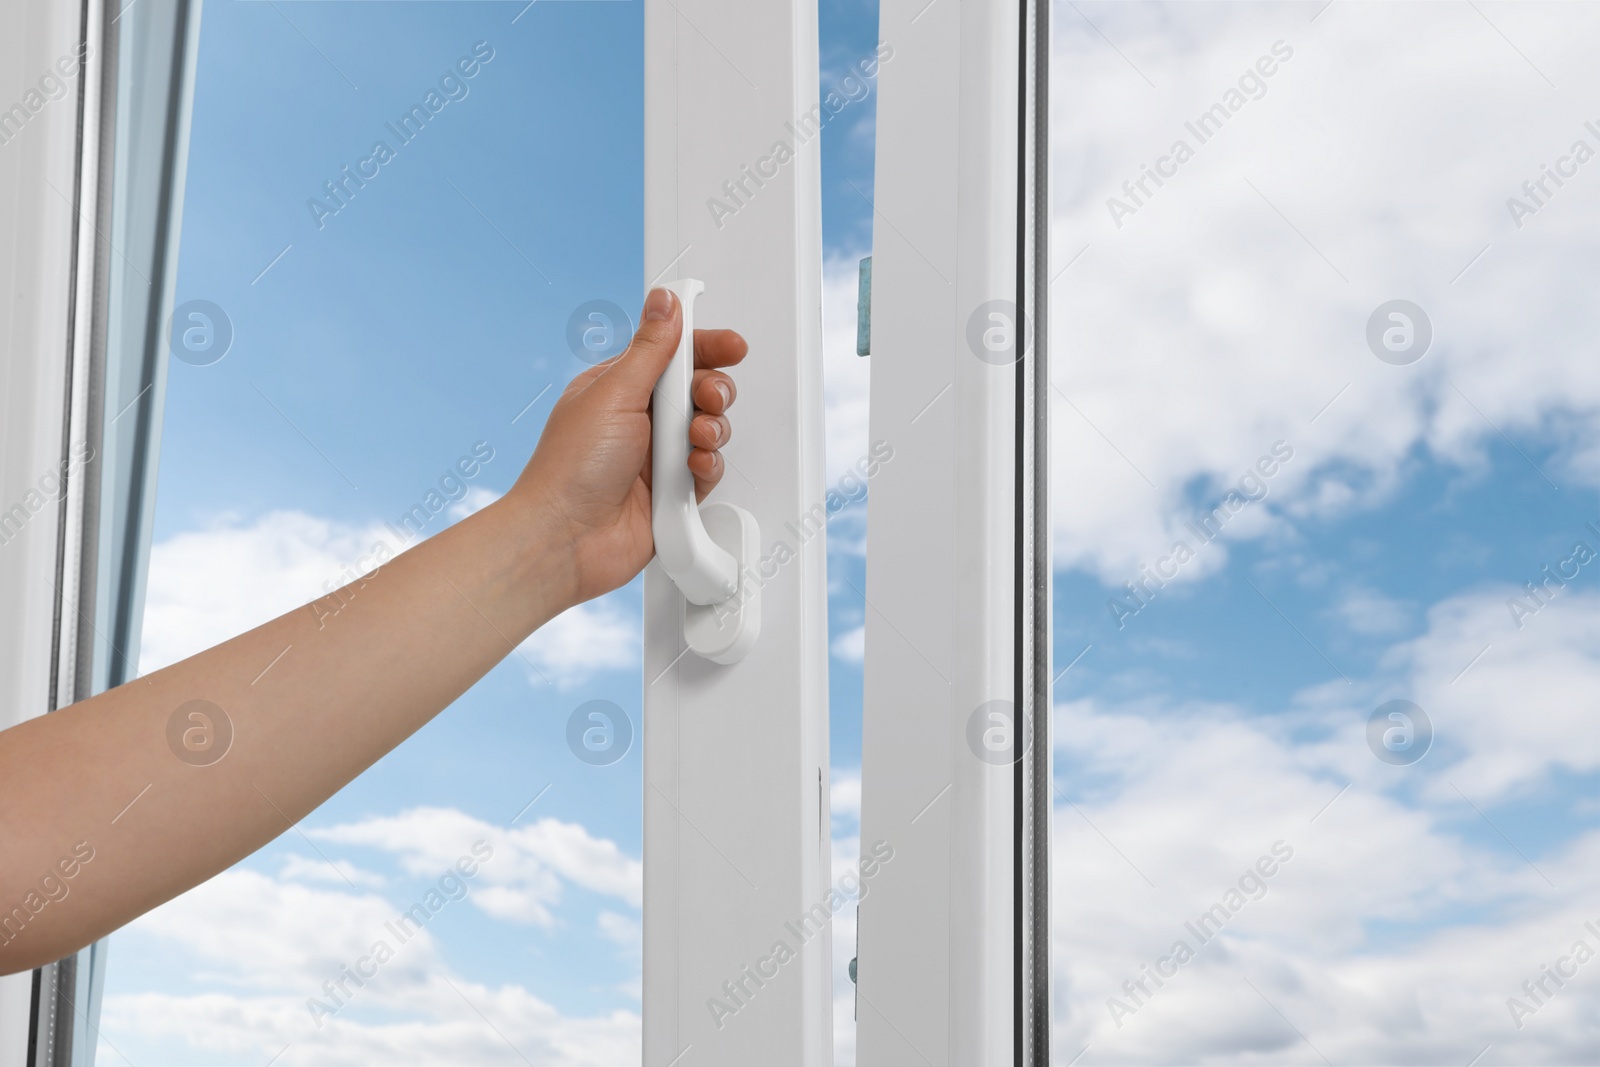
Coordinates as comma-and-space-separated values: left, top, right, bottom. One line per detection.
98, 3, 649, 1062
816, 1, 884, 1063
1049, 3, 1600, 1062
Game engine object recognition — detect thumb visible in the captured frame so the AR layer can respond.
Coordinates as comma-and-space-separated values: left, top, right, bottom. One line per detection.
600, 287, 682, 405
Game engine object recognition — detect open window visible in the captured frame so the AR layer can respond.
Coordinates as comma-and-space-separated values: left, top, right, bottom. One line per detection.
5, 0, 858, 1063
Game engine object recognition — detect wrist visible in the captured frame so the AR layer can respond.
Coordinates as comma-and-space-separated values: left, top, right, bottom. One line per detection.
481, 489, 582, 627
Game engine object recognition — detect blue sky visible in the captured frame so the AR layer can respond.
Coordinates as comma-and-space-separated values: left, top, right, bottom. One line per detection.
99, 1, 1600, 1065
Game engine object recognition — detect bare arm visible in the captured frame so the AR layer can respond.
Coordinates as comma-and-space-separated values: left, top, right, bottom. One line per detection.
0, 288, 746, 974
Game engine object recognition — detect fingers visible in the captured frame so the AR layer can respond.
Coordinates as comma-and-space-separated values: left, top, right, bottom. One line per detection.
686, 333, 740, 494
573, 288, 742, 506
688, 364, 735, 487
692, 369, 736, 414
689, 412, 730, 450
587, 288, 747, 412
693, 328, 748, 370
597, 288, 683, 401
688, 447, 723, 502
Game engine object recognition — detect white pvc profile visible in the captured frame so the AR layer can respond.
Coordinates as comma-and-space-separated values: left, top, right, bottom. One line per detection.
0, 0, 100, 1058
0, 0, 200, 1060
855, 0, 1049, 1064
640, 1, 832, 1064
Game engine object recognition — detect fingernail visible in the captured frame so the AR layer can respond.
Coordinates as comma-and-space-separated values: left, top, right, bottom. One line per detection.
715, 381, 732, 407
642, 287, 675, 322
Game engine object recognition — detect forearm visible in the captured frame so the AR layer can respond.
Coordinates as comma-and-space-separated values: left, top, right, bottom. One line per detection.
0, 493, 571, 973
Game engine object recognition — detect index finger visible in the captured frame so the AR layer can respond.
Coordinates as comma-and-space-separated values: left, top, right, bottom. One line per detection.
693, 328, 748, 370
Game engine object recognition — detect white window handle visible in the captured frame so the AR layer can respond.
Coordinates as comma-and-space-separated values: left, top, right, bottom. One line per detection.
650, 278, 760, 664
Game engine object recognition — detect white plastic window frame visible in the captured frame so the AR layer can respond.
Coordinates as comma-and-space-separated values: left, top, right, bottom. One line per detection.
0, 0, 200, 1062
639, 1, 834, 1064
0, 11, 95, 1062
856, 0, 1051, 1064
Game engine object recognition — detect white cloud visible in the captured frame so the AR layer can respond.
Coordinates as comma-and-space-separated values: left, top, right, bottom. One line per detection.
128, 868, 413, 991
1047, 2, 1600, 585
1388, 587, 1600, 805
1329, 585, 1413, 637
597, 911, 644, 1001
308, 805, 643, 925
101, 807, 643, 1065
597, 910, 639, 947
830, 768, 862, 826
515, 599, 639, 689
1048, 686, 1600, 1063
278, 854, 386, 890
830, 624, 865, 664
140, 508, 639, 691
103, 983, 640, 1067
139, 510, 397, 676
1046, 571, 1600, 1061
447, 485, 501, 523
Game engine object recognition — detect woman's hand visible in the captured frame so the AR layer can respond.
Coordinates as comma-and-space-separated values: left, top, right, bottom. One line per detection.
510, 287, 749, 608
